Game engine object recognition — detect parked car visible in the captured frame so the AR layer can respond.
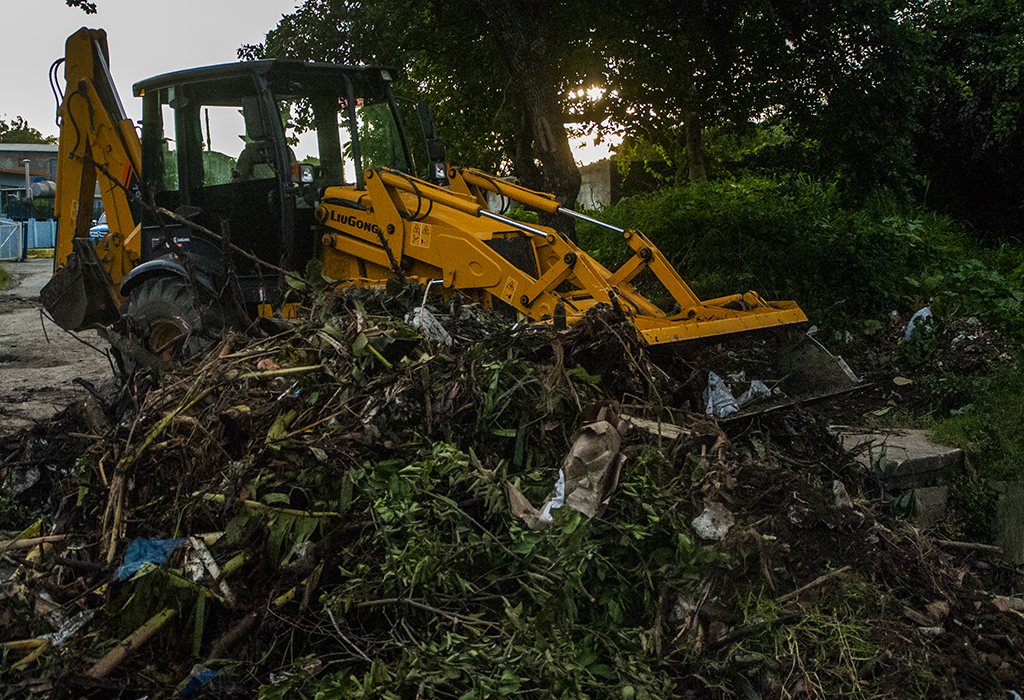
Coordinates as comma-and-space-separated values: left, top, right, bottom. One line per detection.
89, 213, 107, 241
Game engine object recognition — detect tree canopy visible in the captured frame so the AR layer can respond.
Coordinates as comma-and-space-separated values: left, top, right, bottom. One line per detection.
0, 116, 58, 145
248, 0, 1024, 236
64, 0, 97, 12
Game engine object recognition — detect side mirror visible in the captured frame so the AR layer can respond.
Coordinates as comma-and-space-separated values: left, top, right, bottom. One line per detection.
415, 102, 447, 185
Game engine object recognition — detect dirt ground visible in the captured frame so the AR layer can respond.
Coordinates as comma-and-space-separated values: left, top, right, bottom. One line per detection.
0, 259, 114, 436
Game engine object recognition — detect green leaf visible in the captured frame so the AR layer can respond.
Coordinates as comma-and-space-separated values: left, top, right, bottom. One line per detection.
285, 275, 308, 292
266, 409, 298, 443
267, 513, 296, 565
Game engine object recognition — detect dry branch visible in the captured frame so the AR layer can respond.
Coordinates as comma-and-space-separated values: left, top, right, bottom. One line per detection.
777, 565, 852, 604
86, 608, 177, 679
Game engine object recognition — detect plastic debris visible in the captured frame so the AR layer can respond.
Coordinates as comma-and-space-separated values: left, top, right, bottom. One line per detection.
832, 480, 853, 509
176, 664, 219, 697
904, 306, 933, 341
117, 538, 187, 580
405, 306, 453, 346
692, 503, 735, 541
40, 609, 97, 647
704, 372, 739, 418
737, 380, 771, 406
706, 374, 774, 418
508, 403, 626, 529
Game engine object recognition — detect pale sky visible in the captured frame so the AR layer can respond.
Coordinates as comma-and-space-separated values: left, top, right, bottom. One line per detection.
1, 0, 298, 139
1, 0, 613, 164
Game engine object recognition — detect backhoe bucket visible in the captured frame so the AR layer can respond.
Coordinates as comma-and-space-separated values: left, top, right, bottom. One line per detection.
41, 241, 120, 331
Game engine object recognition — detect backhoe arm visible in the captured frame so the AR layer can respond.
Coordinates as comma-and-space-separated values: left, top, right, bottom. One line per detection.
42, 28, 143, 331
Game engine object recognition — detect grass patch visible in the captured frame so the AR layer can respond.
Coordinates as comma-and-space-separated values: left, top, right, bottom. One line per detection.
28, 248, 54, 259
0, 264, 8, 290
0, 495, 34, 531
929, 363, 1024, 481
732, 580, 880, 698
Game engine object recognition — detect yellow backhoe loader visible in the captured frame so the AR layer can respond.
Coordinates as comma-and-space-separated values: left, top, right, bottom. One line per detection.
42, 28, 808, 360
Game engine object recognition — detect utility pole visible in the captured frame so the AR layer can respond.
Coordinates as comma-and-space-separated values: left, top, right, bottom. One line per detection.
21, 159, 32, 261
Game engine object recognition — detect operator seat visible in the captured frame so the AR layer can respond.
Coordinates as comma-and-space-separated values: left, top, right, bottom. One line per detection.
234, 98, 299, 182
234, 97, 276, 181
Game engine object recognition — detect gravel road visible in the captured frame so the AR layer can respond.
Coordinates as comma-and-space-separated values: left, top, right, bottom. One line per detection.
0, 259, 113, 436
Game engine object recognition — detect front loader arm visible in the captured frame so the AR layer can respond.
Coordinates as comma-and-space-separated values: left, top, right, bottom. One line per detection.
42, 28, 143, 331
318, 167, 806, 343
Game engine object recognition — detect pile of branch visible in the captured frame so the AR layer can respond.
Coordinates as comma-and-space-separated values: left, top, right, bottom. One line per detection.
1, 288, 1022, 699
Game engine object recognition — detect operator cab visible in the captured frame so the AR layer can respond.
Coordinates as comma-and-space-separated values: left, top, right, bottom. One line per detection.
133, 61, 415, 306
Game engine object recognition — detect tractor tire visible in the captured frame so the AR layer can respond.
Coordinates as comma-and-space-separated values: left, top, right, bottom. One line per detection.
125, 276, 221, 361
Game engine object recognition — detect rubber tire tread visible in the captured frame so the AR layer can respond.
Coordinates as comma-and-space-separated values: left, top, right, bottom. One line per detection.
125, 276, 218, 359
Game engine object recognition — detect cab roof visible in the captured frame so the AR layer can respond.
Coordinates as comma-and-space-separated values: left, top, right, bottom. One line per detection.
132, 60, 398, 103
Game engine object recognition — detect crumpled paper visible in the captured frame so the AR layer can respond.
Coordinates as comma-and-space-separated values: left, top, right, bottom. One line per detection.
507, 403, 626, 529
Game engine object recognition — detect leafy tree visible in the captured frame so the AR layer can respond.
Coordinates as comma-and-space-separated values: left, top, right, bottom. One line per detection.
912, 0, 1024, 236
0, 116, 58, 144
244, 0, 583, 236
64, 0, 97, 12
583, 0, 929, 191
248, 0, 1023, 238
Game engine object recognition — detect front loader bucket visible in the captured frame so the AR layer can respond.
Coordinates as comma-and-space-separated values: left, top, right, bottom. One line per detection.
632, 293, 808, 345
41, 241, 120, 331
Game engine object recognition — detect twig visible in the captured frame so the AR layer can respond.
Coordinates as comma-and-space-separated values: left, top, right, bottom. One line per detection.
353, 597, 503, 633
154, 206, 305, 285
103, 386, 216, 562
38, 308, 112, 357
173, 415, 232, 462
933, 539, 1003, 555
2, 638, 50, 652
52, 556, 112, 573
207, 610, 259, 661
10, 639, 51, 671
326, 606, 373, 663
777, 565, 852, 604
86, 608, 177, 679
201, 493, 339, 518
240, 365, 323, 380
0, 535, 69, 552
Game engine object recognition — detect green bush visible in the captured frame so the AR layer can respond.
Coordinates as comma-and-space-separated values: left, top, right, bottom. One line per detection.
577, 175, 1024, 343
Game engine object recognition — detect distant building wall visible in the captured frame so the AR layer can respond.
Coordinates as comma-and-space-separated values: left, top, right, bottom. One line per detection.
578, 158, 670, 209
0, 143, 59, 179
0, 144, 60, 220
579, 159, 615, 210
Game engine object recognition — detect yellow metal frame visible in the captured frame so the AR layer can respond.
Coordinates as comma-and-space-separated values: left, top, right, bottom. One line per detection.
48, 29, 143, 328
317, 167, 806, 344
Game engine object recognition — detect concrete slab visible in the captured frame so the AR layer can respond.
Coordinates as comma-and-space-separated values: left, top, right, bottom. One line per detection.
991, 481, 1024, 564
837, 428, 964, 490
914, 486, 949, 528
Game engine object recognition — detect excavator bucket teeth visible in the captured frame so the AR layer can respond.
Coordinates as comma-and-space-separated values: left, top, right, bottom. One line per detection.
41, 242, 120, 331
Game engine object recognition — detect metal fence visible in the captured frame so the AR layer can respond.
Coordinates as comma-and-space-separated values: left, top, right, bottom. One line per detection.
0, 219, 22, 261
24, 220, 56, 248
0, 219, 57, 260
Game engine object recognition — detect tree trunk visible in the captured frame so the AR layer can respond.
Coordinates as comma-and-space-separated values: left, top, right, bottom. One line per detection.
478, 0, 581, 239
685, 111, 707, 183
